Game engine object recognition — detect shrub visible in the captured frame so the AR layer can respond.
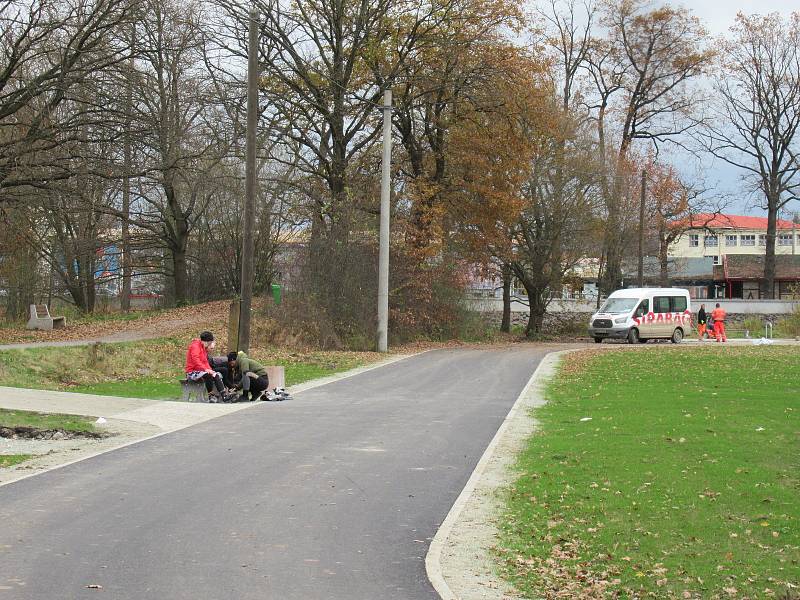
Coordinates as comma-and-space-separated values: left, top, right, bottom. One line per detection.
776, 305, 800, 338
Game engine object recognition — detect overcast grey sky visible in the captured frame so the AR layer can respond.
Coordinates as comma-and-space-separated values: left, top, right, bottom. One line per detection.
687, 0, 796, 36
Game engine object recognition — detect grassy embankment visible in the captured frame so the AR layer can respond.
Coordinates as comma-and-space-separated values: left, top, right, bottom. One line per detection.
0, 408, 98, 432
0, 337, 381, 400
0, 455, 32, 468
499, 346, 799, 599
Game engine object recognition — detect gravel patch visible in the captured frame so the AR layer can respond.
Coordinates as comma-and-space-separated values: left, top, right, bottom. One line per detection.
0, 418, 160, 486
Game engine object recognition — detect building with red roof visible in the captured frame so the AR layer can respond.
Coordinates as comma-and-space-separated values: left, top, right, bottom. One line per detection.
667, 214, 800, 299
669, 213, 799, 267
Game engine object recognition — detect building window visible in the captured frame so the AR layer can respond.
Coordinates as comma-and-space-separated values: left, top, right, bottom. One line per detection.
741, 234, 755, 246
778, 233, 793, 246
704, 235, 718, 247
689, 234, 699, 247
759, 234, 766, 246
705, 255, 721, 265
725, 234, 738, 246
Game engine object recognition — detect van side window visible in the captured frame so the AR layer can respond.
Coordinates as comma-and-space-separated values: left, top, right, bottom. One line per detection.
635, 299, 649, 317
670, 296, 687, 312
653, 296, 671, 313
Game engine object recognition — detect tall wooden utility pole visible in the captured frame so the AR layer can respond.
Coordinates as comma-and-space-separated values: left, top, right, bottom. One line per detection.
238, 9, 259, 352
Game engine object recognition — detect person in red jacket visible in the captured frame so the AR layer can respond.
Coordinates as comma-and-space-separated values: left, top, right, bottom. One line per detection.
185, 331, 229, 401
710, 303, 727, 342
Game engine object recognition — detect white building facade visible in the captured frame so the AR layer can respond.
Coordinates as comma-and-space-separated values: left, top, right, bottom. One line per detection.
669, 214, 798, 264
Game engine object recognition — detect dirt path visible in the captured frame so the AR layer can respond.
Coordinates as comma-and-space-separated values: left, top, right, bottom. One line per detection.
0, 302, 228, 349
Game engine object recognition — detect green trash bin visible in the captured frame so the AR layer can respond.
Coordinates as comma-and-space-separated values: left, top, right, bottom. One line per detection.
271, 283, 281, 305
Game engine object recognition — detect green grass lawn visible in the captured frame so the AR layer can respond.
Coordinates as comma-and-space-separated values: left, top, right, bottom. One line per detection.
0, 408, 98, 432
0, 454, 32, 468
0, 339, 381, 400
498, 346, 800, 599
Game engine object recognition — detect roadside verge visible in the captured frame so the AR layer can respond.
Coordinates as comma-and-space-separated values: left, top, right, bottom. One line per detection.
426, 349, 575, 600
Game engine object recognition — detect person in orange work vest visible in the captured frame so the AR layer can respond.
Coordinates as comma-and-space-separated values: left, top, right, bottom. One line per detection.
710, 303, 727, 342
697, 303, 707, 340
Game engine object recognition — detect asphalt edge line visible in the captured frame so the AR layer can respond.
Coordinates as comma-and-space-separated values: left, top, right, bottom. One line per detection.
0, 351, 424, 489
425, 348, 577, 600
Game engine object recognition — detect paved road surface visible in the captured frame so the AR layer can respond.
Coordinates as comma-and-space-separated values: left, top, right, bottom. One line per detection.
0, 347, 550, 599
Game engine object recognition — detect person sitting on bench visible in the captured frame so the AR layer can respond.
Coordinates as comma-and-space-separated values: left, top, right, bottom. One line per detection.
186, 332, 229, 402
227, 351, 269, 402
208, 353, 235, 389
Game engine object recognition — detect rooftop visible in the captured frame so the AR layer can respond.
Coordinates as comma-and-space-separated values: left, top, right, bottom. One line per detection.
674, 214, 796, 231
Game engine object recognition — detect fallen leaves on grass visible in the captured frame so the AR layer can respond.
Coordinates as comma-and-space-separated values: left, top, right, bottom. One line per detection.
0, 301, 230, 345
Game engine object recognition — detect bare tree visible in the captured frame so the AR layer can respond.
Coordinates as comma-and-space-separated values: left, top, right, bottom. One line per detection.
105, 0, 230, 306
392, 0, 523, 254
589, 0, 713, 293
0, 0, 134, 199
210, 0, 455, 320
704, 12, 800, 298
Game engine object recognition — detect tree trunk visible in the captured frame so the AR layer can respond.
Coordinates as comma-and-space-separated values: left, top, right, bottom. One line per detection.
521, 280, 548, 338
5, 244, 37, 320
500, 263, 511, 333
121, 183, 131, 311
659, 238, 670, 287
525, 298, 547, 338
121, 35, 134, 312
163, 180, 190, 306
80, 254, 96, 313
601, 182, 625, 294
762, 202, 778, 299
172, 245, 189, 306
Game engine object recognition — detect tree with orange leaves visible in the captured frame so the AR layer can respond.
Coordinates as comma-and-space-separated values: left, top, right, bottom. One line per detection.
391, 0, 527, 259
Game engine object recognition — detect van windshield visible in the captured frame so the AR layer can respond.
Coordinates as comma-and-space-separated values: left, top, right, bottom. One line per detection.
600, 298, 639, 314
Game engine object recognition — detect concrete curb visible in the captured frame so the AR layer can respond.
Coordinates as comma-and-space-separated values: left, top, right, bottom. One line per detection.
425, 349, 577, 600
0, 352, 422, 489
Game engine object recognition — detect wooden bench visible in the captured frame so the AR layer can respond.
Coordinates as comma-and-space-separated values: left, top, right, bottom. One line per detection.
26, 304, 66, 330
180, 379, 209, 403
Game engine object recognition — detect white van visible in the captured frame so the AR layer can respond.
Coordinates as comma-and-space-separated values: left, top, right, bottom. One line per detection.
588, 287, 692, 344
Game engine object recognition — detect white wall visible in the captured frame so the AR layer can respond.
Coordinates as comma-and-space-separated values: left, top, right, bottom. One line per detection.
670, 229, 800, 259
469, 297, 799, 314
468, 298, 598, 313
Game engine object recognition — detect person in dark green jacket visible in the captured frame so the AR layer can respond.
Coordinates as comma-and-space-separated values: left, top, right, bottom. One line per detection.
227, 351, 269, 402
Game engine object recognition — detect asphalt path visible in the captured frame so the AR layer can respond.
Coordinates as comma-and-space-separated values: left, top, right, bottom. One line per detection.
0, 347, 550, 599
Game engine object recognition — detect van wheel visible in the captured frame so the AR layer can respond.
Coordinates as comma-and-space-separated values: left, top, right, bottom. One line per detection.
671, 328, 684, 344
594, 337, 603, 344
627, 328, 639, 344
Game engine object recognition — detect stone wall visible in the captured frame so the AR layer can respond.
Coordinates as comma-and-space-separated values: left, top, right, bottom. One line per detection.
482, 310, 592, 333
